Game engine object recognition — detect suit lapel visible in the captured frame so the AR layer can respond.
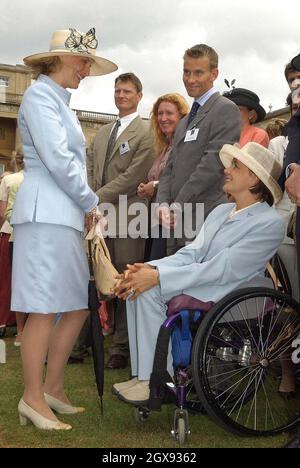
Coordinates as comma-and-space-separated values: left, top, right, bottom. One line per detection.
197, 205, 231, 260
176, 93, 221, 143
197, 202, 267, 260
226, 201, 267, 223
108, 116, 141, 163
175, 115, 190, 143
188, 92, 221, 129
95, 122, 114, 185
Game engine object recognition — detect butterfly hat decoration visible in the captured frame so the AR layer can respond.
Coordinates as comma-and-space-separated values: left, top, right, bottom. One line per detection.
23, 28, 117, 76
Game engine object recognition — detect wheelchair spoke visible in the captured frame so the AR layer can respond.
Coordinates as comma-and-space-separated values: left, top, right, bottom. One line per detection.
263, 301, 285, 354
268, 320, 300, 362
238, 299, 260, 352
216, 365, 261, 408
208, 333, 242, 353
260, 374, 280, 429
257, 297, 269, 356
205, 356, 259, 387
234, 368, 263, 422
221, 301, 260, 354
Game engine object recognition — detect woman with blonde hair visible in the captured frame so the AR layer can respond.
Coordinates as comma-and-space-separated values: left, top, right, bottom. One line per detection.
10, 28, 117, 430
265, 118, 287, 141
137, 93, 189, 260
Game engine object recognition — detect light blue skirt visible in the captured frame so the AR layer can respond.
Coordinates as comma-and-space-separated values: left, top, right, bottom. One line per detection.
11, 222, 89, 313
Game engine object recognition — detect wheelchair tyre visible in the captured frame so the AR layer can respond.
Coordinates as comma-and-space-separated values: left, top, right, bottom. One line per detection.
177, 418, 186, 445
173, 409, 189, 445
192, 287, 300, 436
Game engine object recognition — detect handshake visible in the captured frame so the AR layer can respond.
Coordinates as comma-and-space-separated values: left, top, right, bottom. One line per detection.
113, 263, 160, 301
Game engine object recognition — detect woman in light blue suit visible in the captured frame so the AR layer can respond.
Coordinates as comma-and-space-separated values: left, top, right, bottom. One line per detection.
12, 28, 117, 430
113, 142, 286, 405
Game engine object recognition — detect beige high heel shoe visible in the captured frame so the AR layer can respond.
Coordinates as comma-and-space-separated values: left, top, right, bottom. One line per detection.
18, 399, 72, 430
44, 393, 85, 414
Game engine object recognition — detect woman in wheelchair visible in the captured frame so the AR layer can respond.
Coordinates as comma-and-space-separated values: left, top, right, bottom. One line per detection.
113, 141, 285, 406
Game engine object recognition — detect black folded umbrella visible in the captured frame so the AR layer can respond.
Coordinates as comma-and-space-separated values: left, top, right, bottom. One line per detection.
88, 240, 104, 415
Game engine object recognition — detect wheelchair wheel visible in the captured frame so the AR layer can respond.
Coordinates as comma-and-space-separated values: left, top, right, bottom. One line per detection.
192, 287, 300, 436
171, 409, 190, 445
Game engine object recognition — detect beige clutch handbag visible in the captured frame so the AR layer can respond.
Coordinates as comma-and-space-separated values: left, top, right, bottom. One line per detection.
85, 224, 119, 297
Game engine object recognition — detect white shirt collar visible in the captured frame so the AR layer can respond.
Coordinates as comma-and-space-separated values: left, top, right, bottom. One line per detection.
229, 201, 261, 219
119, 111, 138, 126
115, 112, 139, 138
195, 87, 218, 107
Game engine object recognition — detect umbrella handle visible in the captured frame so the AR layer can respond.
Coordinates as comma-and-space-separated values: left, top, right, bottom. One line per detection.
88, 240, 94, 277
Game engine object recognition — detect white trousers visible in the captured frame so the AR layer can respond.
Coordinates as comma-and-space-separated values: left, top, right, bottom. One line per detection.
126, 285, 173, 380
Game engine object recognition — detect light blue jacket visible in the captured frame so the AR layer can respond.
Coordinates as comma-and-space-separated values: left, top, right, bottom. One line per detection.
149, 202, 285, 303
11, 75, 98, 232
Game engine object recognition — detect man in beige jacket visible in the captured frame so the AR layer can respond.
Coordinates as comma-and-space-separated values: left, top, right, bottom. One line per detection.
87, 73, 154, 369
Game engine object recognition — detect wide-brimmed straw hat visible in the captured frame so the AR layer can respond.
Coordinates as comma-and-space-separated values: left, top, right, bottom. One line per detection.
23, 28, 118, 76
223, 88, 266, 123
219, 142, 283, 204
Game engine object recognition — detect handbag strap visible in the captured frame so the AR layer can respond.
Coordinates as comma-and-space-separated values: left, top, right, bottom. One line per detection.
87, 240, 95, 278
266, 261, 282, 290
98, 236, 111, 260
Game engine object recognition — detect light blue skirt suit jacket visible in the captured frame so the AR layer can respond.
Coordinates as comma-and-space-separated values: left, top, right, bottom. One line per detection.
126, 202, 286, 379
11, 75, 99, 313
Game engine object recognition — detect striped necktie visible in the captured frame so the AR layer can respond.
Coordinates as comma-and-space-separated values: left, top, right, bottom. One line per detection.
106, 119, 121, 159
102, 119, 121, 185
187, 101, 200, 126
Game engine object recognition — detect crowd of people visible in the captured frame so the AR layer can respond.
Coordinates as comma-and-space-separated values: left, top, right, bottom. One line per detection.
0, 27, 300, 437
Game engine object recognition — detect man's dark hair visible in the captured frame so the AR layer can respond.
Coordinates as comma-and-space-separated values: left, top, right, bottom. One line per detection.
115, 73, 143, 93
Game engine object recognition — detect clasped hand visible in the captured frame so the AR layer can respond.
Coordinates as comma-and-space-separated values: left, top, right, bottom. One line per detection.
137, 181, 155, 199
85, 206, 106, 232
114, 263, 159, 301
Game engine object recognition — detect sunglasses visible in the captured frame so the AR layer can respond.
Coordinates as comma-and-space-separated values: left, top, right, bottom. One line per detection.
291, 54, 300, 71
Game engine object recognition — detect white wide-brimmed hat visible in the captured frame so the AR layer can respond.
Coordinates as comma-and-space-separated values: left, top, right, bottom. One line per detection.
23, 28, 118, 76
219, 142, 283, 204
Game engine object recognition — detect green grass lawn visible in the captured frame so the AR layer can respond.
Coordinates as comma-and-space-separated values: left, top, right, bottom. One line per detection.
0, 330, 292, 448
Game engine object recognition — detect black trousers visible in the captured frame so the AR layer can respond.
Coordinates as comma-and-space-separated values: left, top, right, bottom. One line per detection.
297, 235, 300, 297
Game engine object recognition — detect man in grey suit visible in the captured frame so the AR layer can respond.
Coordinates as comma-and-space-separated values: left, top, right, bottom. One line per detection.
156, 44, 241, 254
87, 73, 154, 369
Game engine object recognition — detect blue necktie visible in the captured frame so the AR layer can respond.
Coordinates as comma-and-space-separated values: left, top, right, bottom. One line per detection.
187, 101, 200, 126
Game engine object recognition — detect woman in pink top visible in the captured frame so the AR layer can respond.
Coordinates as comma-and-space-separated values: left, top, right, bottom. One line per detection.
137, 93, 189, 260
224, 87, 269, 148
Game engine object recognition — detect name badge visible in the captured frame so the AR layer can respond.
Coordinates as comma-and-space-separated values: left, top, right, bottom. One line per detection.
119, 141, 130, 155
184, 128, 199, 142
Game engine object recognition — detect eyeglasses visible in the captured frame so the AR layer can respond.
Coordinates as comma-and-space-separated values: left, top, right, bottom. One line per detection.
291, 54, 300, 71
